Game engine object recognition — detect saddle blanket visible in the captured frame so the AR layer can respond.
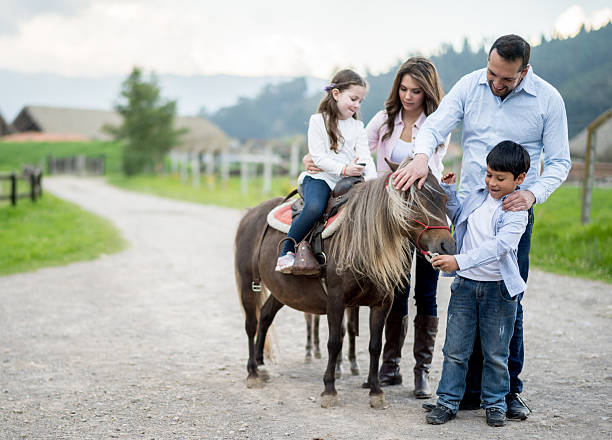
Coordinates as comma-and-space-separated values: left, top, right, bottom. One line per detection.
266, 200, 345, 239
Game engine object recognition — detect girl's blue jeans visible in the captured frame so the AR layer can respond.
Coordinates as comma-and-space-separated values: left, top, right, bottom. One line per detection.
436, 276, 518, 413
281, 176, 331, 256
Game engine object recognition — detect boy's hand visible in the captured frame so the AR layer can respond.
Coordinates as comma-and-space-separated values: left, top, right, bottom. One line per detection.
303, 153, 322, 173
441, 172, 456, 184
431, 255, 459, 273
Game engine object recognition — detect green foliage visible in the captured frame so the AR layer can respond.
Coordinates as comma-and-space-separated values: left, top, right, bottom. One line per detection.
209, 24, 611, 140
105, 67, 185, 175
0, 140, 123, 173
0, 194, 126, 276
531, 185, 612, 283
107, 174, 294, 209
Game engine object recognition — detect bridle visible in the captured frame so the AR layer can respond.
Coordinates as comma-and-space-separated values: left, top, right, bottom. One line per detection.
386, 172, 450, 263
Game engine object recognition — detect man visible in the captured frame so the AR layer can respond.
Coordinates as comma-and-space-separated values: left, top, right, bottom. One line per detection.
393, 34, 571, 420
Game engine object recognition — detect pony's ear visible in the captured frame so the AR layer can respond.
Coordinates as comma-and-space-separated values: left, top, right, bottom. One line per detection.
384, 157, 400, 172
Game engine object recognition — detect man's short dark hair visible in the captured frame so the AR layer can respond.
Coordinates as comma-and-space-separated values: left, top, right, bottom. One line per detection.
487, 140, 530, 178
489, 35, 530, 70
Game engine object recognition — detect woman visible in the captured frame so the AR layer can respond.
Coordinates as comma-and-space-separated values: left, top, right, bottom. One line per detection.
305, 57, 449, 398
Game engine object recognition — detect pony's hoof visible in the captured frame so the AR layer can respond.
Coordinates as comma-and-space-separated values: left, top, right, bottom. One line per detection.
350, 363, 360, 376
314, 350, 322, 359
246, 376, 264, 389
321, 394, 339, 408
370, 394, 389, 410
258, 368, 271, 382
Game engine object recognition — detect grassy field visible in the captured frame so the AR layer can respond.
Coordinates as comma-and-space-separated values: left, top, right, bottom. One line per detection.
531, 185, 611, 283
0, 140, 123, 173
108, 173, 296, 209
0, 194, 126, 276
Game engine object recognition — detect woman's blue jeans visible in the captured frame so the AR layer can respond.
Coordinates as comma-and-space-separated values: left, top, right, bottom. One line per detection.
281, 176, 331, 256
437, 276, 518, 413
393, 253, 439, 317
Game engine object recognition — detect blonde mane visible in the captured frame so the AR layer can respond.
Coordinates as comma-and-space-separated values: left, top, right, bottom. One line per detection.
331, 163, 446, 294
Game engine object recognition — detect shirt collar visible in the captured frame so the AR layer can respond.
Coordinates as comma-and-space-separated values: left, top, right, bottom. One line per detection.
478, 66, 537, 97
395, 110, 427, 127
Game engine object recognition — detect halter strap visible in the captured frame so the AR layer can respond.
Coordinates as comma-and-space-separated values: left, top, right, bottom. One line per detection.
411, 218, 450, 256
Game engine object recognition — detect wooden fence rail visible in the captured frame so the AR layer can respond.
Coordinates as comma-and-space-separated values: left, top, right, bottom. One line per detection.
0, 167, 43, 206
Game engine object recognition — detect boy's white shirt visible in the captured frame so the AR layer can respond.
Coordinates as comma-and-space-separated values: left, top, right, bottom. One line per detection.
298, 113, 377, 189
458, 194, 503, 281
441, 183, 529, 297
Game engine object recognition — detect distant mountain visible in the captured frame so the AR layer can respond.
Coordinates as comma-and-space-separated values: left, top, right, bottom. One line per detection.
0, 70, 326, 122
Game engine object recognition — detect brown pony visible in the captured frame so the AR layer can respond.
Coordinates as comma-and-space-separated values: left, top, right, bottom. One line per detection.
234, 160, 455, 408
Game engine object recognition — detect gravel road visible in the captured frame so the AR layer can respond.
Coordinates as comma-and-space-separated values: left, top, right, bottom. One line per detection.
1, 176, 610, 440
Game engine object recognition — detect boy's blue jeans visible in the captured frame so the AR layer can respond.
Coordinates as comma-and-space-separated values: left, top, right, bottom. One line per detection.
436, 276, 518, 413
463, 208, 534, 400
281, 176, 331, 255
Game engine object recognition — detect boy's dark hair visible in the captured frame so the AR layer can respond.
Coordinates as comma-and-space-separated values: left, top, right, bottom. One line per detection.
486, 140, 530, 178
489, 34, 530, 70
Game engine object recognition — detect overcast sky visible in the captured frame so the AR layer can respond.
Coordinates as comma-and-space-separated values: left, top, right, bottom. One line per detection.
0, 0, 610, 79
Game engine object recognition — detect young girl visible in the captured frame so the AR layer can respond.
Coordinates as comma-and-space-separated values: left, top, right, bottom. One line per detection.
275, 69, 377, 273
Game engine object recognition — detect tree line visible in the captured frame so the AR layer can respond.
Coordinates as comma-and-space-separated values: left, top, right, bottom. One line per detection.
206, 23, 612, 141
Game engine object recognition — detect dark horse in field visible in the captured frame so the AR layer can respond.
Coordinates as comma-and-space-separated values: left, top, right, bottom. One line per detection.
234, 160, 455, 408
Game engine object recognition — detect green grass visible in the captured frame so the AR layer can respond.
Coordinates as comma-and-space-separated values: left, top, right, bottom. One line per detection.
0, 140, 123, 173
107, 173, 296, 209
531, 185, 612, 283
0, 194, 126, 276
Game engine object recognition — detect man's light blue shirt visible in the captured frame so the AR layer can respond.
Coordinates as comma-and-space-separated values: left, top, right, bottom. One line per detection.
414, 67, 571, 204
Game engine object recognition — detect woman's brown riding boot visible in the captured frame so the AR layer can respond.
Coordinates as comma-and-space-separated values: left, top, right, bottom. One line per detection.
413, 315, 439, 398
379, 314, 409, 386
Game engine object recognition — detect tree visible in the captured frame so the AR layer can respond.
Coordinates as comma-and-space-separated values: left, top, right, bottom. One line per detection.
105, 67, 185, 175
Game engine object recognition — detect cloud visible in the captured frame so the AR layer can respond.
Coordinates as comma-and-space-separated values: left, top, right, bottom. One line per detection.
553, 5, 612, 38
0, 0, 88, 35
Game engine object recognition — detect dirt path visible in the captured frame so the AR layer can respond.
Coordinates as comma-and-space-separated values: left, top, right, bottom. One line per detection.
1, 177, 610, 440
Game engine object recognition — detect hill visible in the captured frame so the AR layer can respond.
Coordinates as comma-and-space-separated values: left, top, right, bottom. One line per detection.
210, 24, 612, 142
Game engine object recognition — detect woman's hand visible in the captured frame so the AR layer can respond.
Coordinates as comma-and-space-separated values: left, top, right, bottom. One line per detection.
431, 255, 459, 273
441, 172, 456, 184
342, 158, 364, 177
302, 153, 322, 174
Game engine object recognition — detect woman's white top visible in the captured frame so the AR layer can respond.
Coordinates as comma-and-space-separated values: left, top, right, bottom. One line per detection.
298, 113, 377, 189
390, 138, 414, 164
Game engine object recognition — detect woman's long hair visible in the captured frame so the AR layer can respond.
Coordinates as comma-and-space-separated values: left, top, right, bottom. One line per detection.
318, 69, 367, 153
381, 57, 444, 143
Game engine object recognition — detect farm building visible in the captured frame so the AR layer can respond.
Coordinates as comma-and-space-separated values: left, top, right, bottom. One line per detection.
569, 108, 612, 162
0, 111, 10, 135
6, 105, 229, 153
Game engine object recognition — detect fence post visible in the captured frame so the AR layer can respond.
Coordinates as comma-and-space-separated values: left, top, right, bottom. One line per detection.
37, 170, 43, 197
263, 143, 272, 195
10, 172, 17, 206
30, 172, 37, 202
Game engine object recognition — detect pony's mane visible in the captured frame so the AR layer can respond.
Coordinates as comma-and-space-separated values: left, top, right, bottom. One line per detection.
331, 160, 446, 294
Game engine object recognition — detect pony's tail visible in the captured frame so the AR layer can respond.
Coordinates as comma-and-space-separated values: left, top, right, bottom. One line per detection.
234, 269, 277, 361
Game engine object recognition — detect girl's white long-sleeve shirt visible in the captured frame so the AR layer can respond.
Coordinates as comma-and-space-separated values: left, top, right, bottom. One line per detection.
298, 113, 377, 189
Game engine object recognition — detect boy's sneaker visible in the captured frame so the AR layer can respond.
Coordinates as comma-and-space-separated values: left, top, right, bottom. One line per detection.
275, 252, 295, 273
506, 393, 530, 420
485, 408, 506, 427
425, 404, 456, 425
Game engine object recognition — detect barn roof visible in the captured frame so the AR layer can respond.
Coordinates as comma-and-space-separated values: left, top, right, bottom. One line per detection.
10, 105, 228, 152
570, 108, 612, 162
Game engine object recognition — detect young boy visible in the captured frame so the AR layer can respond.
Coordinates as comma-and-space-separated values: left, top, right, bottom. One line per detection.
426, 140, 531, 427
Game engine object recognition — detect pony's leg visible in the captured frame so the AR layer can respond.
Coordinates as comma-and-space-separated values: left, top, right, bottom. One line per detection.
313, 315, 321, 359
367, 304, 391, 409
254, 294, 285, 369
335, 316, 346, 379
305, 313, 314, 362
321, 296, 345, 408
347, 307, 360, 376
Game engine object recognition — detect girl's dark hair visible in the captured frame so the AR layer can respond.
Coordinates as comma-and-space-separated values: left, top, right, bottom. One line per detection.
486, 140, 531, 178
318, 69, 366, 153
489, 34, 531, 70
381, 57, 443, 143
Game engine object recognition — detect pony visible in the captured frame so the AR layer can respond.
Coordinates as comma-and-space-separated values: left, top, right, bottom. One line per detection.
234, 160, 456, 408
